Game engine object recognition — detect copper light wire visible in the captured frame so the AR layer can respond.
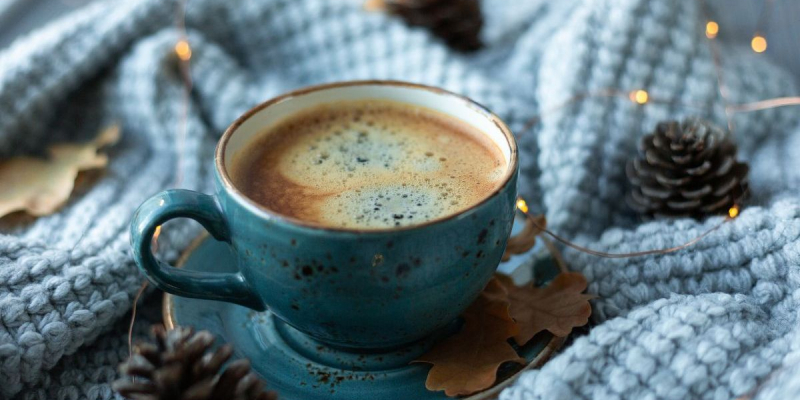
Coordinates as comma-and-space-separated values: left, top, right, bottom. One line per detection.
727, 97, 800, 113
510, 1, 793, 260
129, 0, 191, 355
128, 281, 149, 359
517, 203, 732, 259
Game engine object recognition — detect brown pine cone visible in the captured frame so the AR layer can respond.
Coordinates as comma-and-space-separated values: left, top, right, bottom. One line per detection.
112, 325, 278, 400
382, 0, 483, 52
626, 118, 749, 219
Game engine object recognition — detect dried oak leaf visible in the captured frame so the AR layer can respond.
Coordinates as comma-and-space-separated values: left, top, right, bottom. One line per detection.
363, 0, 386, 11
501, 214, 546, 261
497, 272, 594, 345
0, 125, 119, 218
413, 278, 525, 397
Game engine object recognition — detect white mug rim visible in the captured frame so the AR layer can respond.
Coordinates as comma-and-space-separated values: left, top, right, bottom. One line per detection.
215, 80, 519, 234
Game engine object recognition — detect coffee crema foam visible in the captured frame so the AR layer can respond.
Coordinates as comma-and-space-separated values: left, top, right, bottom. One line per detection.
232, 100, 507, 230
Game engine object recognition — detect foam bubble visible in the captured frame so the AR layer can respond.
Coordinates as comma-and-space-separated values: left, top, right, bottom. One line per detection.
326, 185, 445, 228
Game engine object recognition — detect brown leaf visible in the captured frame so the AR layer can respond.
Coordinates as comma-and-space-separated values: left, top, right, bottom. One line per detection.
0, 125, 120, 218
363, 0, 386, 11
413, 278, 525, 397
499, 272, 594, 345
501, 214, 546, 261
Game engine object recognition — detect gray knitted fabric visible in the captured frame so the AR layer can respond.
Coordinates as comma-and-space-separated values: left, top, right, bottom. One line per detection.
0, 0, 798, 399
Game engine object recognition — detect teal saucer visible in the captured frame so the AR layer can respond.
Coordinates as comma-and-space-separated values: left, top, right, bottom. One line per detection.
164, 220, 563, 400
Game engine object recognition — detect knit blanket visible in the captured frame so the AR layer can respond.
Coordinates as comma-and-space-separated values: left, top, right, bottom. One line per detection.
1, 0, 799, 399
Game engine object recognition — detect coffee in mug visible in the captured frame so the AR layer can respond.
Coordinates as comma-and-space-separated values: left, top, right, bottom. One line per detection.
231, 100, 507, 230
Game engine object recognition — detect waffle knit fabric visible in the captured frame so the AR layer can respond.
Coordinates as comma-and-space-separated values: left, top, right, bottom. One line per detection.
0, 0, 798, 399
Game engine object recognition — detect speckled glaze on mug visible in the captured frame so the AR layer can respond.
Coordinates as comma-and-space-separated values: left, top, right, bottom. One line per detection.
131, 81, 518, 350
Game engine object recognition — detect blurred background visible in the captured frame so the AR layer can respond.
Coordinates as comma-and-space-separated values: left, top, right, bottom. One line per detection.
1, 0, 799, 82
0, 0, 96, 47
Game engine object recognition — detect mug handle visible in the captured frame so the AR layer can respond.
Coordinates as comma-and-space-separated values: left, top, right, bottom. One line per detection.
130, 189, 266, 311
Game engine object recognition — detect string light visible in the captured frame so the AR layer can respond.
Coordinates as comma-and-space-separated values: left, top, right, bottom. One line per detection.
705, 21, 719, 39
511, 0, 786, 261
175, 39, 192, 61
750, 0, 773, 55
751, 34, 767, 53
516, 198, 529, 213
515, 196, 728, 259
630, 89, 649, 104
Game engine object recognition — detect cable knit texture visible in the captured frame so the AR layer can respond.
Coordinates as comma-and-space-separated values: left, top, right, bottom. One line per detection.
0, 0, 798, 399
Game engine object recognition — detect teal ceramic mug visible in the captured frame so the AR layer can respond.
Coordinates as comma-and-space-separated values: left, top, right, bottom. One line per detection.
130, 81, 518, 350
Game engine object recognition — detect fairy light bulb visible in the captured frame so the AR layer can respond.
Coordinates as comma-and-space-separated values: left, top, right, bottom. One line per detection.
705, 21, 719, 39
728, 205, 740, 219
630, 90, 649, 105
516, 198, 529, 213
751, 34, 767, 53
175, 39, 192, 61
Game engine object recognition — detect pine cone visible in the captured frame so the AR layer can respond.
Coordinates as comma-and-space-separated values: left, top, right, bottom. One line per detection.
626, 118, 749, 219
113, 325, 277, 400
382, 0, 483, 52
